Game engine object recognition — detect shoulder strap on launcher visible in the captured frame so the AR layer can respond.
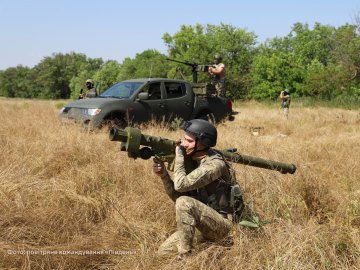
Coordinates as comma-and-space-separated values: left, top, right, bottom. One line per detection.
223, 158, 245, 222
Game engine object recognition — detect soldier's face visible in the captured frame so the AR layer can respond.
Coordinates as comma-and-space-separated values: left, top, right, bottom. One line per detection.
181, 133, 196, 149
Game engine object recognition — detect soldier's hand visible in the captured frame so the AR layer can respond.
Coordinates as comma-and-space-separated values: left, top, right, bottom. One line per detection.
175, 139, 185, 156
175, 145, 185, 157
152, 158, 168, 177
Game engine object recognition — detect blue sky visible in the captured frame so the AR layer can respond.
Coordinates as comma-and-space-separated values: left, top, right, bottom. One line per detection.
0, 0, 359, 70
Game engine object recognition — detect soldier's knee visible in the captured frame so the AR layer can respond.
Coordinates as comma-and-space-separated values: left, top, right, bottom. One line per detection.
175, 196, 196, 212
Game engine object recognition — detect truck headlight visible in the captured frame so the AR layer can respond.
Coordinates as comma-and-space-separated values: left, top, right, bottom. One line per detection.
59, 107, 70, 114
87, 108, 102, 116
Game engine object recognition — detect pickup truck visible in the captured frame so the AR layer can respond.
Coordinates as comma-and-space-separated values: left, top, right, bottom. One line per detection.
59, 78, 234, 129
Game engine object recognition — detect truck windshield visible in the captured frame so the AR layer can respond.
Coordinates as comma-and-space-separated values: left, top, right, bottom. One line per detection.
99, 81, 144, 98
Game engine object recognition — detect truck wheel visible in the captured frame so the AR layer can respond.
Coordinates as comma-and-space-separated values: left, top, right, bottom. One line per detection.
196, 113, 216, 125
103, 117, 127, 130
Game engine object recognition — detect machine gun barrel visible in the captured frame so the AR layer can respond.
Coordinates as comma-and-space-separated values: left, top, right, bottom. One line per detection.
166, 58, 197, 67
166, 58, 199, 82
109, 127, 296, 174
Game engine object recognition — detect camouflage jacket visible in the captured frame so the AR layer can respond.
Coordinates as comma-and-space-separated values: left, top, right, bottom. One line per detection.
160, 149, 234, 214
85, 88, 98, 98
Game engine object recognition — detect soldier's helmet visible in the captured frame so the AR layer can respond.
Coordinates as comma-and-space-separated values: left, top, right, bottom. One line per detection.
182, 119, 217, 147
86, 79, 94, 84
284, 88, 289, 94
214, 54, 222, 62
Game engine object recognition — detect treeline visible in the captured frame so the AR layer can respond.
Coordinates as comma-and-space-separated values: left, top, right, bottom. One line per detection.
1, 22, 360, 102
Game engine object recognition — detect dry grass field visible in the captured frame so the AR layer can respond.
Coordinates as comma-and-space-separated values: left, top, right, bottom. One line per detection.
0, 98, 359, 270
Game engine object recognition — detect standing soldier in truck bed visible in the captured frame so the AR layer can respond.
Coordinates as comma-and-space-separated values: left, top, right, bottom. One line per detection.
208, 54, 226, 97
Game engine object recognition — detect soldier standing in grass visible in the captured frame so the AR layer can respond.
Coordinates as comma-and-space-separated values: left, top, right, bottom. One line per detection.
208, 54, 226, 97
279, 88, 291, 119
153, 119, 243, 260
80, 79, 98, 99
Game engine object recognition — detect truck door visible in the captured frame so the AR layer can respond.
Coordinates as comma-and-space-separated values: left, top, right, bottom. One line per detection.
164, 82, 193, 121
131, 82, 168, 122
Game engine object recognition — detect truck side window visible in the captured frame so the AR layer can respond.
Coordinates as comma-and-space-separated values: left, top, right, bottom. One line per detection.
165, 83, 186, 99
146, 83, 162, 100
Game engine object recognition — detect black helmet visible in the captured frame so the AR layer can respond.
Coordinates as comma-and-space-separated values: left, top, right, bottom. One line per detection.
182, 119, 217, 147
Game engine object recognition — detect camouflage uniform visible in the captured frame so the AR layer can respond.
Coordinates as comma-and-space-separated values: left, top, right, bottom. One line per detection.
280, 90, 291, 119
84, 79, 98, 98
158, 148, 234, 255
211, 62, 226, 97
85, 87, 97, 98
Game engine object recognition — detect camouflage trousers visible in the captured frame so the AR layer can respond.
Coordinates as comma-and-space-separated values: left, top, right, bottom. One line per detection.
282, 107, 289, 119
214, 81, 226, 97
158, 196, 232, 255
281, 102, 290, 119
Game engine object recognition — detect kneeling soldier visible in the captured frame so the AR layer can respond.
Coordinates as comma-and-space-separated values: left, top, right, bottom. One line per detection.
153, 119, 243, 259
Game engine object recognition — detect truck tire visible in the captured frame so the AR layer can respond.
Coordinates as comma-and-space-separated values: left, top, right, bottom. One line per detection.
102, 117, 127, 130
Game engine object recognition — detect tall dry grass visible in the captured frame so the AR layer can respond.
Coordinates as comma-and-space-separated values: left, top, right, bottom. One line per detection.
0, 98, 359, 270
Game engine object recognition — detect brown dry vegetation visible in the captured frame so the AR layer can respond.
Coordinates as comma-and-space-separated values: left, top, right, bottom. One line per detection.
0, 98, 359, 270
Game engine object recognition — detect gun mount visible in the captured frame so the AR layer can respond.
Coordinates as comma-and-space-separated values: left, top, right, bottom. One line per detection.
166, 58, 214, 83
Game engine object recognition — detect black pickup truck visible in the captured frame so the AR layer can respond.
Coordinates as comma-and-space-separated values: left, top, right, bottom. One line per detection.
59, 78, 234, 129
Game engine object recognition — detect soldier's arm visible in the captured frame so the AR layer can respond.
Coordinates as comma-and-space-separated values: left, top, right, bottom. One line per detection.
173, 154, 224, 192
209, 64, 225, 75
153, 160, 183, 201
280, 91, 285, 99
160, 174, 184, 201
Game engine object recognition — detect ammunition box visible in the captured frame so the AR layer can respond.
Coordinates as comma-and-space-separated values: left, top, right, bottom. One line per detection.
192, 83, 216, 96
195, 65, 211, 72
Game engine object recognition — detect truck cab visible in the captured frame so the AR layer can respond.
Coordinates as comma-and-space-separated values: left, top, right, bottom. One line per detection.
59, 78, 234, 129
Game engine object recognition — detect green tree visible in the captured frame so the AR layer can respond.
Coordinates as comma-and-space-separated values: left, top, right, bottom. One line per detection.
300, 24, 360, 100
35, 52, 102, 99
250, 52, 289, 99
249, 22, 360, 101
68, 58, 104, 99
249, 37, 305, 99
94, 60, 122, 92
163, 23, 257, 98
290, 23, 336, 66
0, 66, 37, 98
331, 24, 360, 83
117, 49, 170, 81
